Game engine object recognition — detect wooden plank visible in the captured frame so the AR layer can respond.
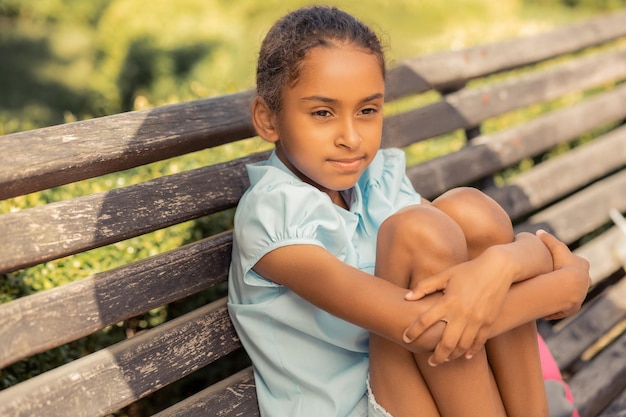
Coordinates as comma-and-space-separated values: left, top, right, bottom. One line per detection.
575, 226, 626, 286
513, 169, 626, 243
0, 152, 267, 274
153, 368, 259, 417
598, 387, 626, 417
0, 231, 232, 369
545, 279, 626, 371
385, 9, 626, 98
487, 125, 626, 220
407, 84, 626, 199
382, 47, 626, 148
0, 91, 256, 200
568, 329, 626, 417
0, 298, 240, 417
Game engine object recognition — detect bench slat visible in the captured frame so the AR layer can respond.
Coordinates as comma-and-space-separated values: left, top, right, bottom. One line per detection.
153, 368, 259, 417
575, 227, 626, 286
569, 329, 626, 417
407, 84, 626, 199
0, 232, 232, 368
0, 152, 266, 274
0, 91, 255, 200
0, 298, 240, 417
598, 387, 626, 417
383, 47, 626, 148
487, 125, 626, 219
546, 279, 626, 371
513, 169, 626, 243
386, 9, 626, 98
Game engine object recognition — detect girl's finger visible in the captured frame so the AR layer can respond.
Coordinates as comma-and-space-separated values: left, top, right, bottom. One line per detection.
429, 323, 463, 366
465, 327, 490, 360
449, 322, 480, 360
536, 230, 568, 263
405, 275, 447, 300
402, 305, 447, 343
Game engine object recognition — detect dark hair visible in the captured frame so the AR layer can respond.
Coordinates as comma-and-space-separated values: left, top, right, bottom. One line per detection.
256, 5, 385, 112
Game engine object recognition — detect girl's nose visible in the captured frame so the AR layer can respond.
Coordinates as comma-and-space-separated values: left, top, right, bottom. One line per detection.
336, 119, 361, 149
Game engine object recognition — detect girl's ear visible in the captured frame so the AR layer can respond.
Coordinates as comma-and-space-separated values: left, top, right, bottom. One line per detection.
251, 96, 279, 143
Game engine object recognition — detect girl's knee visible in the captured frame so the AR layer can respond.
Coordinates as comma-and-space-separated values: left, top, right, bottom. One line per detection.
378, 205, 467, 265
433, 187, 514, 254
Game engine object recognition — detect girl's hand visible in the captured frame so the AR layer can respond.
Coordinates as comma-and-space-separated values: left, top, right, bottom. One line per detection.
536, 230, 590, 320
403, 247, 513, 366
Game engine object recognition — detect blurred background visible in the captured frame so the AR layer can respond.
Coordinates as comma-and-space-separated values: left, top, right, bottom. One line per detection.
1, 0, 624, 136
1, 1, 625, 415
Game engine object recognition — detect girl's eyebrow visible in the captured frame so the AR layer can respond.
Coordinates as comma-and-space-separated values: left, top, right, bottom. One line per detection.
300, 93, 384, 104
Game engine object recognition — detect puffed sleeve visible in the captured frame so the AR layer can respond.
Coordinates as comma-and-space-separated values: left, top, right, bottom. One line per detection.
233, 165, 351, 288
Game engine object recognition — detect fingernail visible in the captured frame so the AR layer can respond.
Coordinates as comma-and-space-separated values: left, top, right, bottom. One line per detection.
536, 229, 546, 235
404, 291, 413, 299
428, 357, 437, 367
402, 328, 414, 344
465, 353, 473, 360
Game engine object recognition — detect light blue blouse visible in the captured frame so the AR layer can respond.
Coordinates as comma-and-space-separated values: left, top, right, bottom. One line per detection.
228, 148, 421, 417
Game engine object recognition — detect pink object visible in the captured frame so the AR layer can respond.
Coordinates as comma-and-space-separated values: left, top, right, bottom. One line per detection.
538, 333, 579, 417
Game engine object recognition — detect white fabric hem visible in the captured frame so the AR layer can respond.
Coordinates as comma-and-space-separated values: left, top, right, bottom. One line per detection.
366, 377, 395, 417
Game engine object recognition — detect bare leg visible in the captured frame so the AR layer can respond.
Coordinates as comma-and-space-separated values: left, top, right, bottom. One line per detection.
370, 204, 505, 417
433, 188, 549, 417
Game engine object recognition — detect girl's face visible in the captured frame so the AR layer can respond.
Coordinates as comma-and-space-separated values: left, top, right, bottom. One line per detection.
268, 44, 385, 207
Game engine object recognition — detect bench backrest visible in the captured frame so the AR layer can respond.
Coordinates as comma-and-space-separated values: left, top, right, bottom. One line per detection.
1, 10, 625, 417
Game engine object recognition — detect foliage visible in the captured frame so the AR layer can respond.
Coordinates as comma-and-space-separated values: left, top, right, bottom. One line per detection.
526, 0, 626, 9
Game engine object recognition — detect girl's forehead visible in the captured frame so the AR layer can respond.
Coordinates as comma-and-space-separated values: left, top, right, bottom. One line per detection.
297, 45, 384, 86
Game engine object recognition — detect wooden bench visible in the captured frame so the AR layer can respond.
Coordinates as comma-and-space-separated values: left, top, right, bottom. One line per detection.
1, 10, 626, 417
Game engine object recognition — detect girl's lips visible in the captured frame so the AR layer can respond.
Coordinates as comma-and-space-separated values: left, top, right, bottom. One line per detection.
327, 157, 365, 171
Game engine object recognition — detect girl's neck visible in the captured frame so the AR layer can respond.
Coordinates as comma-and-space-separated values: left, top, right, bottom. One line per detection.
329, 190, 349, 210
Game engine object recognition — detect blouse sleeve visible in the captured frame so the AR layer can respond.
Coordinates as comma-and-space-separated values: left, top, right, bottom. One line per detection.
232, 173, 350, 288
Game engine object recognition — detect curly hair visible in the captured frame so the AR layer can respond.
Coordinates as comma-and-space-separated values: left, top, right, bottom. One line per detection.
256, 5, 386, 113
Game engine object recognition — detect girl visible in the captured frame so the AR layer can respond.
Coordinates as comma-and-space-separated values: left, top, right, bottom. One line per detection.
228, 5, 590, 417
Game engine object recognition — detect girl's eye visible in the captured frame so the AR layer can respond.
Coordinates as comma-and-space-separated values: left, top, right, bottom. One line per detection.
312, 110, 332, 118
360, 107, 379, 116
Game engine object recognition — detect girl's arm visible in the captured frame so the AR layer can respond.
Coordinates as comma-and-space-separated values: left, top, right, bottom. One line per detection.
253, 244, 446, 351
403, 230, 590, 364
252, 230, 589, 358
402, 231, 554, 363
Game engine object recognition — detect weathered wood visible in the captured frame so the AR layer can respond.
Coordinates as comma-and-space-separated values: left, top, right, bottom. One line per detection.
513, 170, 626, 243
407, 84, 626, 199
0, 298, 240, 417
575, 227, 626, 286
598, 387, 626, 417
153, 368, 259, 417
569, 329, 626, 417
0, 91, 256, 200
382, 47, 626, 148
386, 9, 626, 98
546, 279, 626, 371
0, 232, 232, 369
0, 152, 267, 274
487, 125, 626, 220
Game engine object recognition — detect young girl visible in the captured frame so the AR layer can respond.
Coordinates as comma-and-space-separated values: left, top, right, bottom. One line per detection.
228, 5, 590, 417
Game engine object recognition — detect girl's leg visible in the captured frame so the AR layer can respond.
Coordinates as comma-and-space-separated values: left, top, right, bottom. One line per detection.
433, 188, 549, 417
369, 204, 505, 417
